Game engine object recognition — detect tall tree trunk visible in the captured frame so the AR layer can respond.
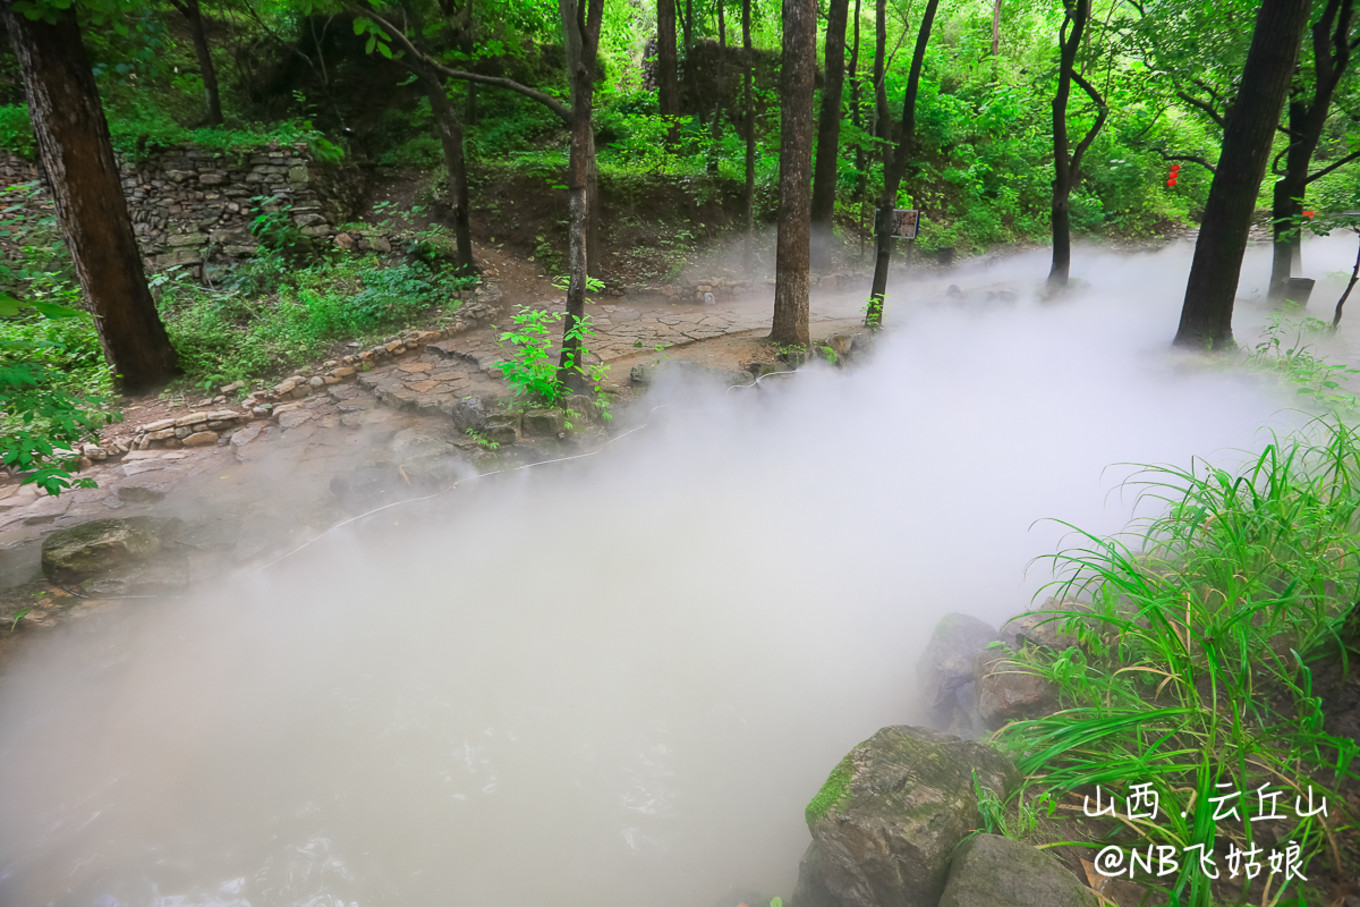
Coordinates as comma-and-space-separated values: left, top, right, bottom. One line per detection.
5, 5, 178, 393
991, 0, 1002, 55
707, 0, 727, 174
1174, 0, 1312, 350
657, 0, 680, 119
1048, 0, 1106, 289
1267, 0, 1354, 302
865, 0, 940, 328
771, 0, 815, 347
849, 0, 864, 200
416, 67, 474, 274
558, 0, 605, 388
743, 0, 755, 268
174, 0, 223, 126
810, 0, 851, 268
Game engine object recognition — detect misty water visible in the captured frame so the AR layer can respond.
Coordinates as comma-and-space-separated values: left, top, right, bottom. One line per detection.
3, 239, 1360, 907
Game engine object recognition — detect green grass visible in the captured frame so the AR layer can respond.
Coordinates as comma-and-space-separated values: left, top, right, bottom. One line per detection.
991, 420, 1360, 905
159, 251, 474, 391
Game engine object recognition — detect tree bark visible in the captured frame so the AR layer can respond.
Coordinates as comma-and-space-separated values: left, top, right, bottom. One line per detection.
707, 0, 727, 174
865, 0, 940, 328
743, 0, 755, 268
657, 0, 680, 119
1048, 0, 1106, 290
1174, 0, 1312, 350
172, 0, 223, 126
415, 66, 475, 274
991, 0, 1002, 56
5, 4, 178, 393
1267, 0, 1353, 303
558, 0, 605, 388
771, 0, 816, 347
809, 0, 851, 267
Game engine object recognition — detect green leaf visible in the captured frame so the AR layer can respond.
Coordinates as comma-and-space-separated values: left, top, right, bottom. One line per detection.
31, 301, 83, 319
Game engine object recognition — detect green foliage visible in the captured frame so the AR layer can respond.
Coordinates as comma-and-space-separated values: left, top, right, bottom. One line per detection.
992, 422, 1360, 903
0, 299, 118, 495
161, 253, 471, 387
0, 106, 35, 159
1247, 315, 1360, 411
496, 287, 610, 413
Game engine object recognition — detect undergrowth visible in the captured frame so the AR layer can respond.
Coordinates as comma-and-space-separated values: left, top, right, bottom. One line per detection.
991, 420, 1360, 905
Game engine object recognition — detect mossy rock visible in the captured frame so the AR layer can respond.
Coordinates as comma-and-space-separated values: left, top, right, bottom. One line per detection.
939, 834, 1096, 907
793, 725, 1018, 907
41, 517, 184, 585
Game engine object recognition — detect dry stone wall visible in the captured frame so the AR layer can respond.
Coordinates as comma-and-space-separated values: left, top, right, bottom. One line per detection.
0, 143, 367, 276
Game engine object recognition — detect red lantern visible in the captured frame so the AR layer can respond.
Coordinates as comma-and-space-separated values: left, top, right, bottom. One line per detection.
1167, 177, 1178, 187
1166, 163, 1181, 188
1303, 210, 1315, 218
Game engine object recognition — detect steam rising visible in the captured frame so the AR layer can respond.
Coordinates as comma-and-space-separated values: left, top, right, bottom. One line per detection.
3, 239, 1357, 906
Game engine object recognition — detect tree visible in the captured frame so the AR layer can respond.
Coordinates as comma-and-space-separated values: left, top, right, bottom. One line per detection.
1174, 0, 1313, 350
349, 2, 474, 273
809, 0, 850, 267
657, 0, 680, 120
4, 2, 179, 393
557, 0, 605, 387
1047, 0, 1107, 289
864, 0, 939, 329
742, 0, 755, 268
771, 0, 815, 347
358, 5, 603, 276
167, 0, 224, 125
1267, 0, 1357, 302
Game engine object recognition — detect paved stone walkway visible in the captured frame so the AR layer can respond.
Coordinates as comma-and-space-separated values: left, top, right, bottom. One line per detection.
0, 270, 889, 617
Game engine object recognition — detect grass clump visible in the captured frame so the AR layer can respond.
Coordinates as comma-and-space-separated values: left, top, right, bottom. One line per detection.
991, 421, 1360, 906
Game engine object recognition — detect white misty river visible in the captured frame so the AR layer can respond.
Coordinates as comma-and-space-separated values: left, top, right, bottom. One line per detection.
2, 241, 1352, 906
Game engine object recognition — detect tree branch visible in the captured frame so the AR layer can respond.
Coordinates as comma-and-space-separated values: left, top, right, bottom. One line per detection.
1176, 90, 1225, 129
1069, 69, 1107, 175
1305, 148, 1360, 183
353, 4, 572, 122
1154, 148, 1216, 175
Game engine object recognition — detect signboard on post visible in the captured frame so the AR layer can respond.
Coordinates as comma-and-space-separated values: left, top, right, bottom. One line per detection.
877, 208, 920, 239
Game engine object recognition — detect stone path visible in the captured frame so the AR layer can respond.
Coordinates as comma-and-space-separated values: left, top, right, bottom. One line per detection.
0, 267, 891, 625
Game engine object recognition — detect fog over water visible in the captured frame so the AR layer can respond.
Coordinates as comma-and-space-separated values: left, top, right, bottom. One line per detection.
3, 238, 1359, 907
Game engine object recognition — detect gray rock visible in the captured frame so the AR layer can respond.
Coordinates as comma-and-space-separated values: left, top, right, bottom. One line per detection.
41, 517, 183, 585
917, 613, 1001, 737
976, 652, 1057, 729
999, 599, 1089, 651
450, 395, 488, 431
482, 412, 521, 445
522, 407, 566, 437
938, 834, 1096, 907
794, 726, 1018, 907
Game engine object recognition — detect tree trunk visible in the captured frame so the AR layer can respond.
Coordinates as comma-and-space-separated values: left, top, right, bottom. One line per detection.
743, 0, 755, 268
657, 0, 680, 119
558, 0, 605, 388
849, 0, 864, 201
809, 0, 851, 268
177, 0, 222, 126
1174, 0, 1312, 350
5, 5, 178, 393
1267, 0, 1353, 303
771, 0, 816, 348
865, 0, 940, 328
707, 0, 727, 174
418, 67, 475, 274
1049, 0, 1107, 290
991, 0, 1002, 55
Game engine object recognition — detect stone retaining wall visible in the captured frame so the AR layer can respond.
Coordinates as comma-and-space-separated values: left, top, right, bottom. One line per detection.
0, 143, 365, 277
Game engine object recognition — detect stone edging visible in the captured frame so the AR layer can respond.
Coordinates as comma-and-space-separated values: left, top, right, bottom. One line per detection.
76, 300, 494, 465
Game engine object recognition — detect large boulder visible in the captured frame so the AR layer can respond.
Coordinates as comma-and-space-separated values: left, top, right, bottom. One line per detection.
975, 652, 1057, 729
793, 726, 1018, 907
938, 834, 1096, 907
917, 613, 1001, 736
41, 517, 183, 585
